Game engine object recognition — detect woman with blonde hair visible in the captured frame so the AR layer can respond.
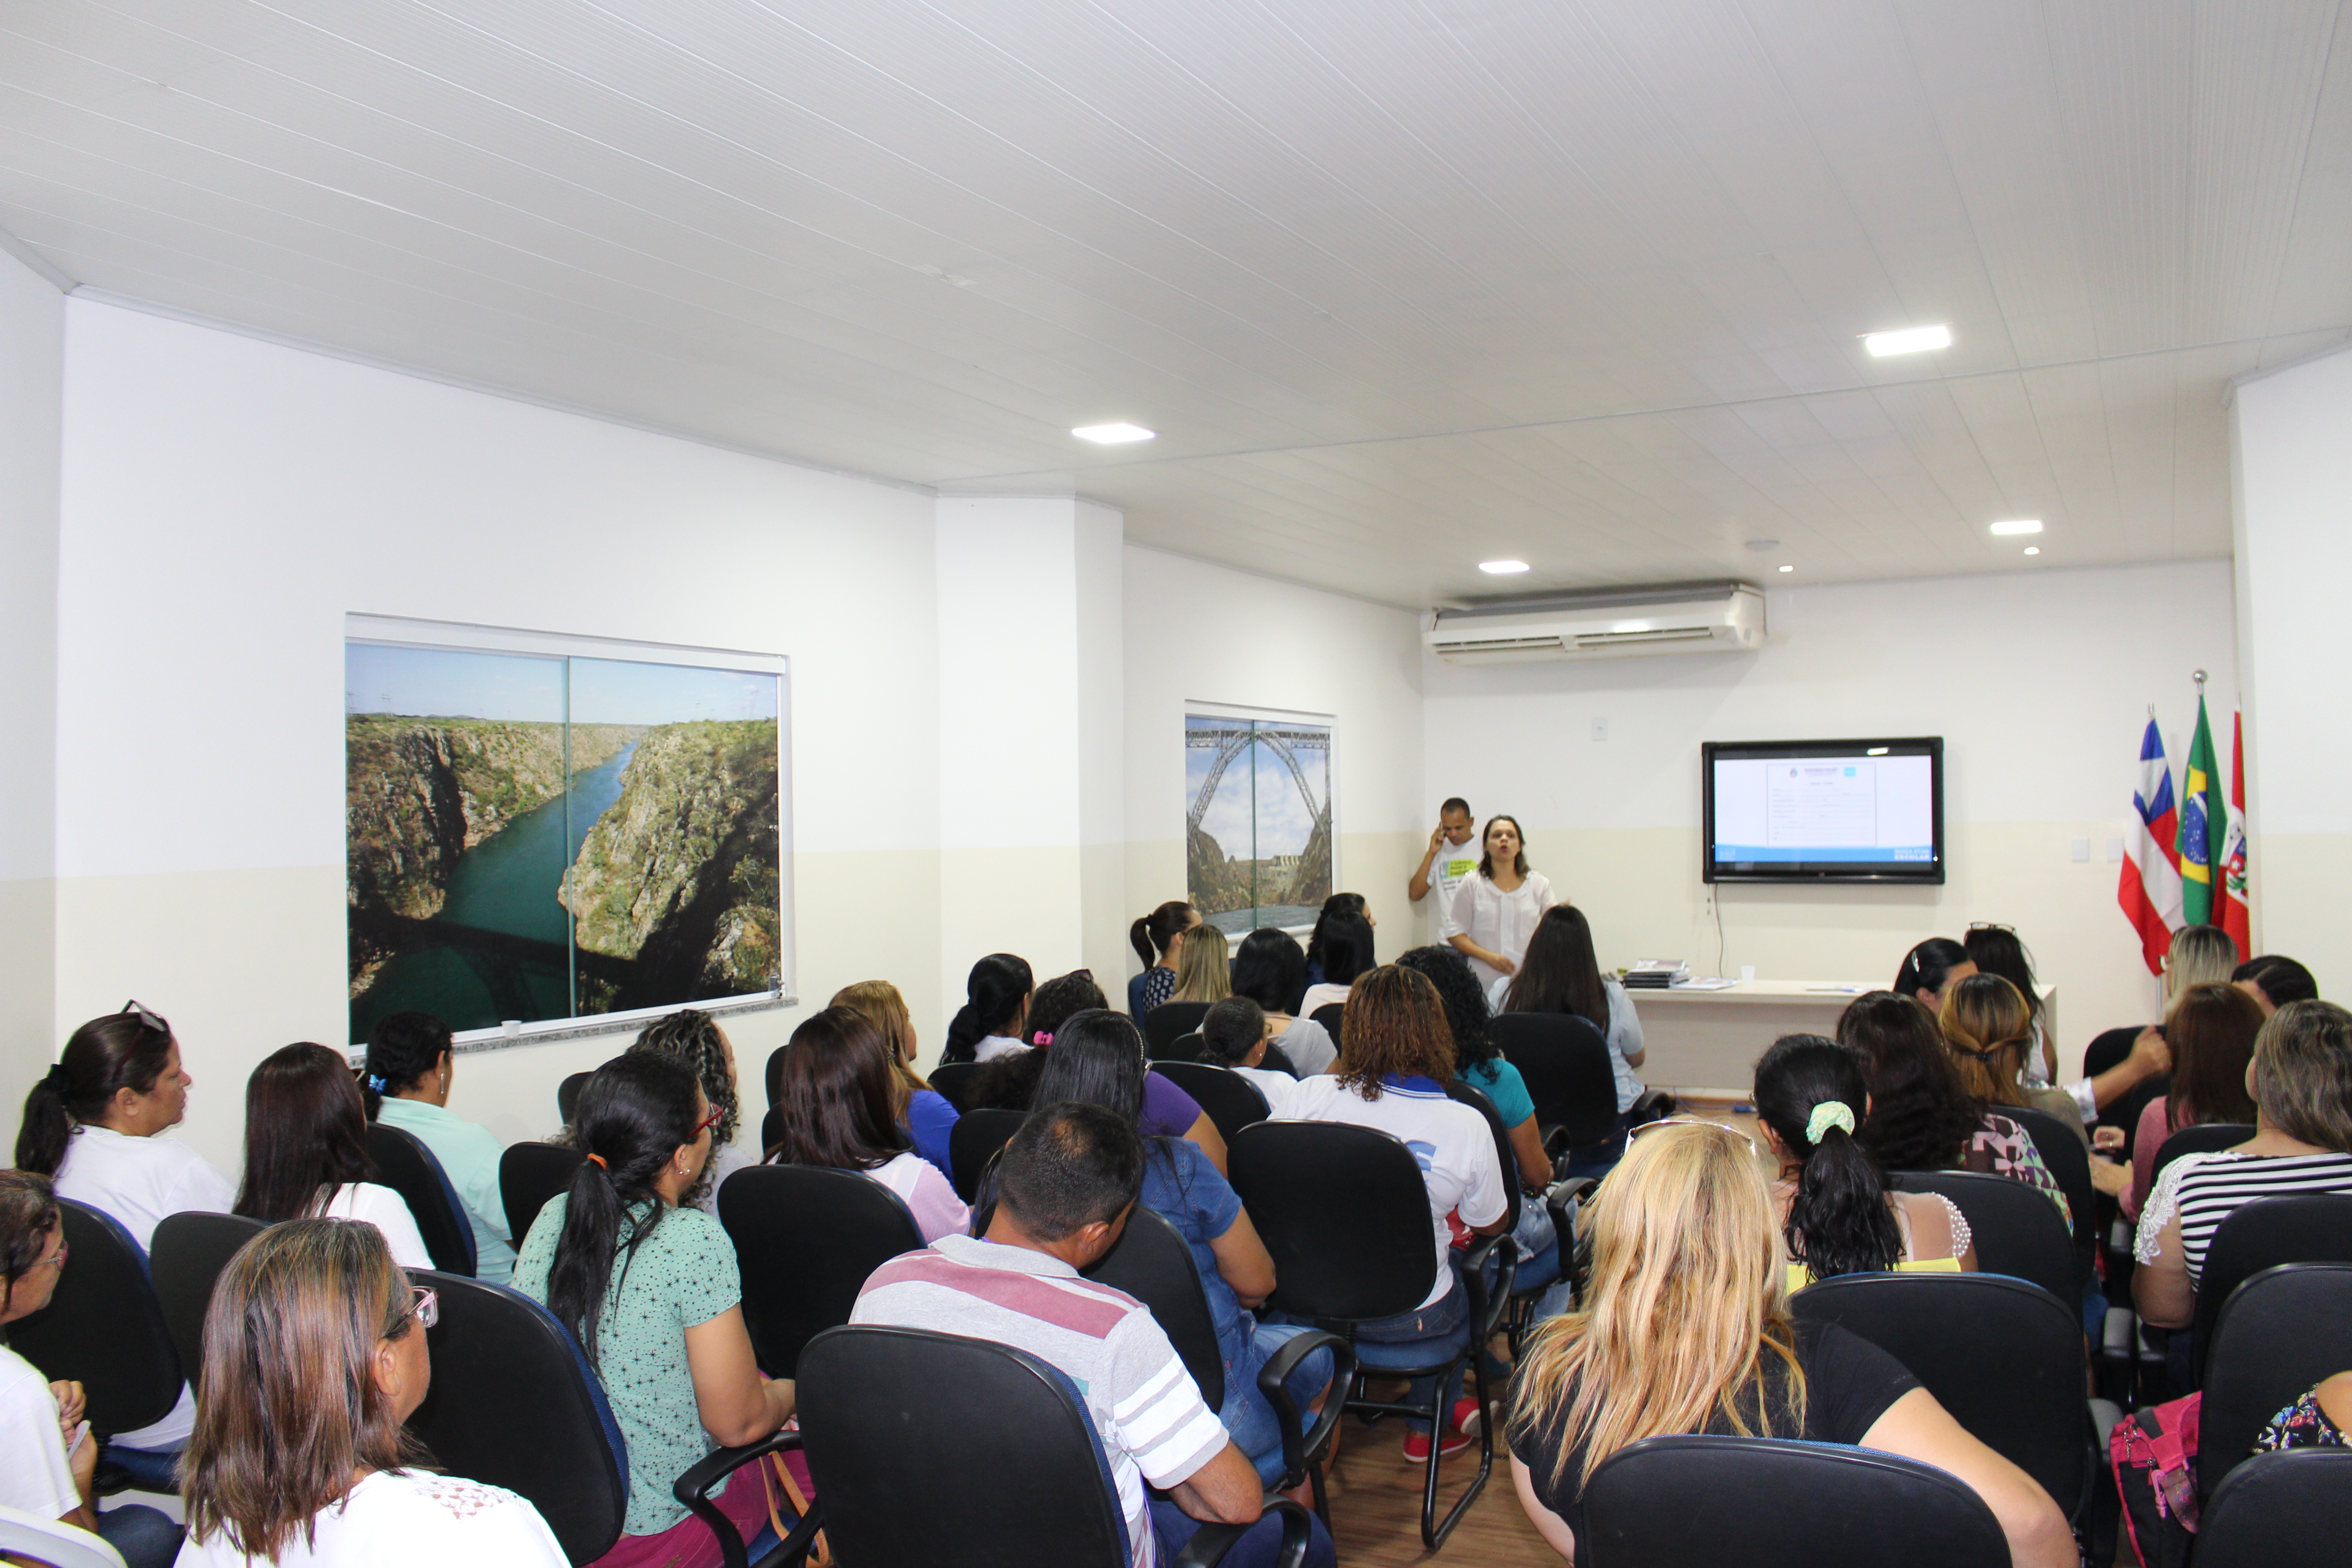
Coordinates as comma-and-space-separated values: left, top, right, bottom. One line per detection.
1504, 1121, 2070, 1567
1940, 975, 2087, 1147
177, 1218, 564, 1566
830, 980, 958, 1178
1171, 921, 1234, 1005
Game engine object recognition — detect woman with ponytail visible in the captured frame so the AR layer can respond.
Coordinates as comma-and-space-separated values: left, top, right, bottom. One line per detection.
941, 953, 1035, 1064
512, 1054, 793, 1566
1753, 1035, 1975, 1289
967, 970, 1110, 1111
1127, 901, 1199, 1019
363, 1010, 515, 1283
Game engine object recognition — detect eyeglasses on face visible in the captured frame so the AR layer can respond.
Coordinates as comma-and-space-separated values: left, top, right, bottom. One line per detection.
689, 1106, 725, 1140
401, 1285, 439, 1332
1627, 1115, 1759, 1156
30, 1239, 69, 1274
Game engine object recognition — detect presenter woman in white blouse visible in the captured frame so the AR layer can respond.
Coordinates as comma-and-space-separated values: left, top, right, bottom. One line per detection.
1444, 815, 1556, 991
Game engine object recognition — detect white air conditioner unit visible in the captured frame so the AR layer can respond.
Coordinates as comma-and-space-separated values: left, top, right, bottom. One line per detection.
1426, 584, 1766, 664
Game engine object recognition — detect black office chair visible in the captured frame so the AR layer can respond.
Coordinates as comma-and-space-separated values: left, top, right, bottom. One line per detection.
926, 1061, 980, 1113
949, 1108, 1028, 1204
2198, 1263, 2352, 1500
1149, 1061, 1270, 1144
2150, 1122, 2257, 1184
1143, 1001, 1211, 1058
2004, 1104, 2098, 1273
9, 1200, 183, 1440
2082, 1026, 2146, 1081
2192, 1196, 2352, 1387
1308, 1002, 1344, 1038
401, 1268, 634, 1566
1230, 1119, 1512, 1548
365, 1122, 477, 1276
500, 1142, 585, 1245
1892, 1169, 2076, 1305
781, 1325, 1314, 1568
1579, 1434, 2009, 1568
557, 1070, 593, 1127
150, 1211, 268, 1391
1491, 1011, 1620, 1152
1793, 1272, 2108, 1543
718, 1164, 925, 1377
1152, 1030, 1207, 1063
2195, 1448, 2352, 1568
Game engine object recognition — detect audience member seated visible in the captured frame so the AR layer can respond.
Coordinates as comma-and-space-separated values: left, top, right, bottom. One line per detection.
969, 970, 1115, 1110
512, 1054, 794, 1566
1940, 975, 2089, 1147
1297, 911, 1376, 1020
853, 1103, 1335, 1568
1288, 965, 1508, 1461
1838, 992, 2072, 1225
831, 980, 958, 1178
1964, 922, 2165, 1123
362, 1010, 515, 1283
2234, 953, 2319, 1017
1444, 816, 1556, 992
1128, 902, 1197, 1020
627, 1009, 755, 1216
235, 1044, 430, 1268
2256, 1372, 2352, 1451
1753, 1036, 1975, 1288
1199, 997, 1306, 1118
1502, 1120, 2072, 1568
1303, 892, 1374, 990
0, 1171, 182, 1568
764, 1008, 969, 1243
1230, 929, 1335, 1075
2133, 999, 2352, 1330
1032, 1012, 1335, 1487
1171, 921, 1234, 1005
1894, 937, 1977, 1011
942, 952, 1036, 1064
177, 1218, 566, 1568
1499, 905, 1649, 1151
2092, 981, 2264, 1219
13, 1002, 231, 1478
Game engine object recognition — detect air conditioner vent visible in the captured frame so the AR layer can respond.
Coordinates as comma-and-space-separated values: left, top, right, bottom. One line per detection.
1426, 586, 1765, 664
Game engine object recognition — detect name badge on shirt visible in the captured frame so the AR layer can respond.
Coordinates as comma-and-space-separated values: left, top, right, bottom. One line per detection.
1444, 858, 1476, 879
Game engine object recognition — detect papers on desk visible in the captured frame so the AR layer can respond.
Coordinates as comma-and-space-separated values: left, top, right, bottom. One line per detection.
1669, 977, 1738, 991
1623, 959, 1691, 990
1804, 984, 1872, 994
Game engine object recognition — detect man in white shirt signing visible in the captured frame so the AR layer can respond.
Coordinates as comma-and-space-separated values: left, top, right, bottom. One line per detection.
1408, 798, 1479, 927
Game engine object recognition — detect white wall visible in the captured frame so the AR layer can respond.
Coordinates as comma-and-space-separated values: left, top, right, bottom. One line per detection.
1423, 561, 2240, 1077
2234, 344, 2352, 996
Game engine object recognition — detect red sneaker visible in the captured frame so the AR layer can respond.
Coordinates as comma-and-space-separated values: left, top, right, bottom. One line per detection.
1401, 1398, 1484, 1462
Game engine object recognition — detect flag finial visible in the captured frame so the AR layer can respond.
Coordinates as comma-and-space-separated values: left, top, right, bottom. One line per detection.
2193, 669, 2208, 689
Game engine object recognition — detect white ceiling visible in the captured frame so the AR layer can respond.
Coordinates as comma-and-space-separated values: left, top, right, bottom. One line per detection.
3, 0, 2347, 607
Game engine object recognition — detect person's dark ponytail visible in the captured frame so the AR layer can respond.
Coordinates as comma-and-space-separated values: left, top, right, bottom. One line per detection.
942, 953, 1034, 1065
1755, 1034, 1902, 1282
15, 1010, 178, 1175
545, 1054, 700, 1366
1129, 902, 1194, 970
1893, 937, 1970, 1002
358, 1011, 453, 1122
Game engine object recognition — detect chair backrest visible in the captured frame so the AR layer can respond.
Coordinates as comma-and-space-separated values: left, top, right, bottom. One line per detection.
797, 1325, 1131, 1568
1083, 1205, 1225, 1409
402, 1269, 630, 1566
500, 1142, 586, 1246
1142, 1001, 1210, 1056
557, 1070, 592, 1127
1490, 1011, 1619, 1148
2001, 1104, 2097, 1265
2199, 1263, 2352, 1498
1153, 1030, 1206, 1063
950, 1108, 1029, 1204
717, 1164, 925, 1377
2082, 1025, 2146, 1081
2193, 1196, 2352, 1385
8, 1200, 182, 1436
1229, 1119, 1440, 1323
2194, 1448, 2352, 1568
1444, 1079, 1522, 1235
2151, 1122, 2257, 1182
1309, 1002, 1345, 1038
1580, 1434, 2010, 1568
365, 1122, 477, 1276
926, 1061, 980, 1113
1793, 1272, 2092, 1518
1891, 1169, 2075, 1304
1148, 1061, 1269, 1145
150, 1210, 270, 1392
0, 1504, 126, 1568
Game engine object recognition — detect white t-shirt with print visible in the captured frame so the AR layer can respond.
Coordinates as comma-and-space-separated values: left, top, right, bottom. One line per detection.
174, 1469, 567, 1568
0, 1343, 80, 1523
1428, 837, 1482, 935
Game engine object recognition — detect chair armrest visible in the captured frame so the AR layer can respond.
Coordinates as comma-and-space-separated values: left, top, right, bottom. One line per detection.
1460, 1232, 1518, 1338
671, 1430, 823, 1568
1257, 1329, 1356, 1489
1627, 1088, 1676, 1122
1170, 1494, 1316, 1568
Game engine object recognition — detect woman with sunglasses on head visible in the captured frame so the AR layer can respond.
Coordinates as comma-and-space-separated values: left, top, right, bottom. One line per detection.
512, 1054, 794, 1567
234, 1044, 431, 1269
1504, 1121, 2070, 1568
765, 1008, 969, 1243
1444, 815, 1556, 991
0, 1171, 183, 1568
177, 1218, 565, 1568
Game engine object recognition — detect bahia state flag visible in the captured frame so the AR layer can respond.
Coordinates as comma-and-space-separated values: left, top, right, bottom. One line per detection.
2120, 716, 2184, 976
2177, 696, 2226, 928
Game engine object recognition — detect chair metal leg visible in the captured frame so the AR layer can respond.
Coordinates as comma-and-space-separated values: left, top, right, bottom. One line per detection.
1418, 1347, 1495, 1550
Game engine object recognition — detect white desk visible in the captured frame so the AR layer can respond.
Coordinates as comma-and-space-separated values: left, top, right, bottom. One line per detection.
1631, 980, 2059, 1100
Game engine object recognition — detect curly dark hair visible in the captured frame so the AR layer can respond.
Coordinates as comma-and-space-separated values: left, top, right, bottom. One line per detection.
1395, 944, 1496, 1071
1836, 991, 1982, 1171
629, 1009, 740, 1149
1336, 966, 1458, 1100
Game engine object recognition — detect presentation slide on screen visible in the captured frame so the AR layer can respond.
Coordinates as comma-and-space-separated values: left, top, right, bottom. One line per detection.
1712, 755, 1935, 864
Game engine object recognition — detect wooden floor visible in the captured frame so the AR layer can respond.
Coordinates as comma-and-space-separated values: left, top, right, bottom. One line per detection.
1323, 1424, 1556, 1566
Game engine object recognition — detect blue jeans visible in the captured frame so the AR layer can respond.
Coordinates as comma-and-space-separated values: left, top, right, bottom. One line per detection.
1151, 1499, 1336, 1568
1557, 1112, 1636, 1182
103, 1440, 182, 1492
1349, 1268, 1471, 1436
1221, 1322, 1338, 1484
95, 1503, 184, 1568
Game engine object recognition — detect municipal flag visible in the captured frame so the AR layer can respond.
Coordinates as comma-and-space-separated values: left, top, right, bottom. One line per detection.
2178, 696, 2225, 928
2220, 708, 2251, 960
2120, 716, 2183, 976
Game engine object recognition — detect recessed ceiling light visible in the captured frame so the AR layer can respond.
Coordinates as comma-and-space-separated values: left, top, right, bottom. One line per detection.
1990, 519, 2043, 535
1778, 564, 1795, 573
2023, 546, 2041, 556
1479, 559, 1531, 574
1862, 325, 1952, 357
1071, 422, 1155, 444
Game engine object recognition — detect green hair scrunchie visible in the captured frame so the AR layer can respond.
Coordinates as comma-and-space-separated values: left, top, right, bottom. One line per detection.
1805, 1100, 1857, 1145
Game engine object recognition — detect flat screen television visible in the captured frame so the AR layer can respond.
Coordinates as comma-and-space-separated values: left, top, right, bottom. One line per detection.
1702, 738, 1945, 884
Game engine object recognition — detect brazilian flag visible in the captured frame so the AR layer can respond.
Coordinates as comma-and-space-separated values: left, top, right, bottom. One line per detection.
2178, 696, 2225, 926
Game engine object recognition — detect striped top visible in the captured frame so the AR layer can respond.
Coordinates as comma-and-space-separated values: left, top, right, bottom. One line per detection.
853, 1234, 1229, 1566
2135, 1150, 2352, 1285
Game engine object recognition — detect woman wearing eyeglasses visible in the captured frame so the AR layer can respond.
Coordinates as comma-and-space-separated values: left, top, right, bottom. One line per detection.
177, 1218, 566, 1567
1503, 1121, 2071, 1568
512, 1054, 794, 1567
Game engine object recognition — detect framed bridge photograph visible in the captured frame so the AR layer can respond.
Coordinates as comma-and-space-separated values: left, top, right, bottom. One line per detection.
1184, 706, 1333, 938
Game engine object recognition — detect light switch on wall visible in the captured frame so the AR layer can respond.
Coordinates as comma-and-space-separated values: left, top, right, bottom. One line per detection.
1591, 717, 1608, 741
2070, 837, 2090, 862
2107, 837, 2125, 863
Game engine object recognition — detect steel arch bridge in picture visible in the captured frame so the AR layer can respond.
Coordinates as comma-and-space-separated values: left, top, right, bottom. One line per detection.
1183, 715, 1332, 933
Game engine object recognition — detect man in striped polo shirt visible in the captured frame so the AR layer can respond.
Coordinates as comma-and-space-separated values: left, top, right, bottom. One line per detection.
853, 1102, 1334, 1568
